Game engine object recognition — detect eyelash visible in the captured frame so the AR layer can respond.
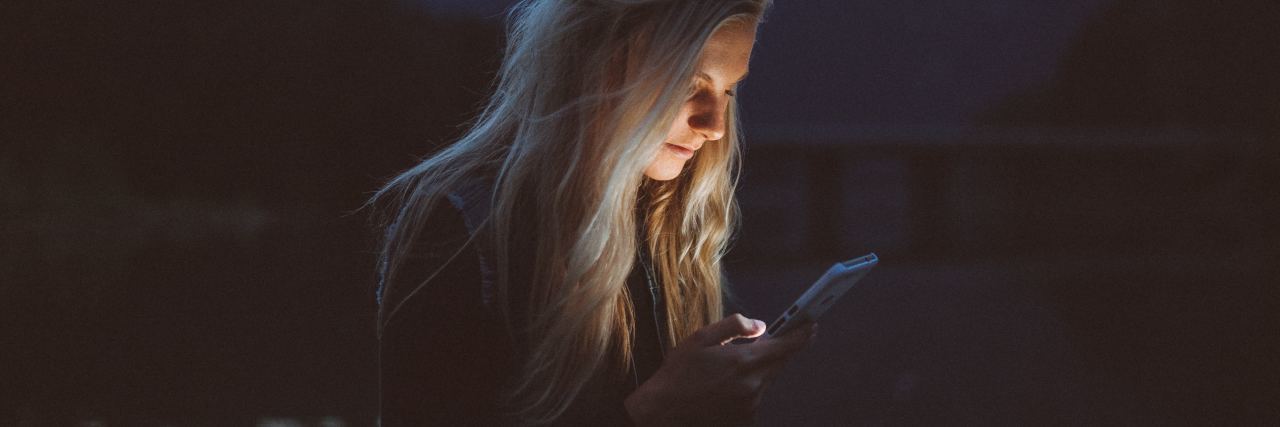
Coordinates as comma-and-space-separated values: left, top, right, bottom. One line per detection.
691, 84, 742, 97
688, 84, 738, 98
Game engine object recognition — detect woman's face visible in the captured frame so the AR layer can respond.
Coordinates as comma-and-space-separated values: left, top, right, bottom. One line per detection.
643, 19, 757, 181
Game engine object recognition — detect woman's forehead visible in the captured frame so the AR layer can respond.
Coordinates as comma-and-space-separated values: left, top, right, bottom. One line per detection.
697, 20, 757, 85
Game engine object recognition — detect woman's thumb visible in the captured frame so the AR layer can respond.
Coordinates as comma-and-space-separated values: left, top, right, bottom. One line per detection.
690, 313, 766, 346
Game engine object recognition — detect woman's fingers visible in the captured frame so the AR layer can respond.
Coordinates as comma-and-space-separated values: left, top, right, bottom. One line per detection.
744, 355, 793, 410
740, 323, 816, 367
688, 313, 767, 347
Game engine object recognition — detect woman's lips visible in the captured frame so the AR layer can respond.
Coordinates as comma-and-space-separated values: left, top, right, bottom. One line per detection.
664, 143, 695, 159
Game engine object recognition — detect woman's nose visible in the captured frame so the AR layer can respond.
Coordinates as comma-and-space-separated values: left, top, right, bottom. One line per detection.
688, 94, 728, 141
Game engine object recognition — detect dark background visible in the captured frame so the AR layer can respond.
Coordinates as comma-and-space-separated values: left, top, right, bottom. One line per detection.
4, 0, 1277, 425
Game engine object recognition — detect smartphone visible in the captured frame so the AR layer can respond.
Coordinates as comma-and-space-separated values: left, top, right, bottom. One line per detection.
766, 253, 879, 337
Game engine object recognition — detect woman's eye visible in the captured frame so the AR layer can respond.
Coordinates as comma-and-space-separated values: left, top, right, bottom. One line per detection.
725, 89, 737, 97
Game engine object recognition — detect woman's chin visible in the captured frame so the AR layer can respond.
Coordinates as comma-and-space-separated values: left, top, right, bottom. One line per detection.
643, 159, 687, 181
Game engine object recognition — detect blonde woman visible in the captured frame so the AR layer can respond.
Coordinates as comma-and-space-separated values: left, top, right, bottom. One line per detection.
372, 0, 815, 424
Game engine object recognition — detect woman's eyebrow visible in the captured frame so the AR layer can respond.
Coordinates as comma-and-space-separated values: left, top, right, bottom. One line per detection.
696, 70, 750, 85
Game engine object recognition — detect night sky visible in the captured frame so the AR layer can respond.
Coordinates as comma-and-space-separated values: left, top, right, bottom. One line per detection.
415, 0, 1111, 128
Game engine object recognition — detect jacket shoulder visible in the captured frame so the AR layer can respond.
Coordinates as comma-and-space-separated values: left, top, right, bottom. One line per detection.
377, 175, 498, 320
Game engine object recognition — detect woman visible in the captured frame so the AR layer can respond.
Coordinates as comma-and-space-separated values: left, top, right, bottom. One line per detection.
372, 0, 815, 424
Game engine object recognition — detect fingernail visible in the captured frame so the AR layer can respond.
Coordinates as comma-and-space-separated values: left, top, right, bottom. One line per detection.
753, 320, 766, 331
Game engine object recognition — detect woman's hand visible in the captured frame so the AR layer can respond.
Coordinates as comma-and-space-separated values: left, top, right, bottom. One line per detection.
623, 313, 816, 426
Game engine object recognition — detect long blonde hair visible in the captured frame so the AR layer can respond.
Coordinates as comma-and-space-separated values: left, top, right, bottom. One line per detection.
371, 0, 770, 423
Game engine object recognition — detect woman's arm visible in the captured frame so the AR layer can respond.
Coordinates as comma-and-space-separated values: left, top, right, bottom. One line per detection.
377, 201, 639, 426
378, 203, 511, 425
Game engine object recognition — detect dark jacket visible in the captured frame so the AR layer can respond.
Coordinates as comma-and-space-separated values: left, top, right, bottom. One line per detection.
376, 178, 667, 425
